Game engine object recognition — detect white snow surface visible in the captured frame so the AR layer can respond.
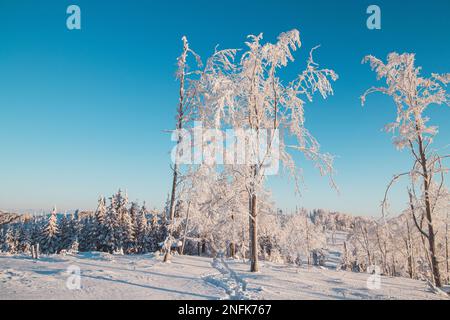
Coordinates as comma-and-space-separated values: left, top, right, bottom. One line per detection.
0, 252, 447, 300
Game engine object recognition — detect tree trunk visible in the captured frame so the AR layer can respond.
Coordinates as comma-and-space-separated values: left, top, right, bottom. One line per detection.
305, 214, 311, 265
181, 202, 191, 255
163, 249, 170, 262
417, 135, 442, 287
406, 218, 415, 279
446, 212, 449, 284
165, 40, 187, 262
229, 242, 236, 258
168, 165, 178, 222
202, 241, 206, 254
250, 193, 258, 272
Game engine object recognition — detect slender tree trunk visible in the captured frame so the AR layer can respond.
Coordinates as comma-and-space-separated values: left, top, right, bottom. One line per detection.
164, 39, 188, 263
417, 134, 442, 287
362, 226, 372, 266
305, 214, 311, 265
229, 212, 236, 258
202, 241, 206, 254
250, 192, 258, 272
406, 218, 415, 279
181, 202, 191, 255
375, 229, 386, 275
168, 166, 178, 221
446, 211, 449, 284
229, 242, 236, 258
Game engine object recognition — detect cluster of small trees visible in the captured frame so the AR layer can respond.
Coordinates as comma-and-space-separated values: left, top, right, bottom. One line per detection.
0, 190, 167, 256
0, 187, 330, 267
342, 193, 449, 284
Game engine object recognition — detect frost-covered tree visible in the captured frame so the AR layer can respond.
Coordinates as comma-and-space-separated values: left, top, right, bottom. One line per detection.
57, 214, 72, 252
197, 30, 337, 271
94, 196, 106, 250
101, 197, 120, 253
1, 226, 16, 253
164, 36, 237, 262
29, 217, 43, 250
167, 37, 202, 221
16, 223, 31, 254
120, 207, 135, 254
129, 201, 139, 235
164, 36, 203, 262
135, 203, 148, 253
78, 216, 95, 252
41, 207, 59, 254
362, 52, 449, 286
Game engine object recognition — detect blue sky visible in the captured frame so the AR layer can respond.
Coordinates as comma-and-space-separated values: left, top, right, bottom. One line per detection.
0, 0, 449, 216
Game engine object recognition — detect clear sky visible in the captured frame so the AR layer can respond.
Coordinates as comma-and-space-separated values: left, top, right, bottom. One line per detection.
0, 0, 449, 216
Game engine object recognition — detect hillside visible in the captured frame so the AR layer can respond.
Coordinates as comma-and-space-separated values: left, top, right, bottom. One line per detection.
0, 253, 446, 300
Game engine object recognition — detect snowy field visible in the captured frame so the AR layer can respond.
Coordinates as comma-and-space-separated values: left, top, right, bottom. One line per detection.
0, 252, 447, 300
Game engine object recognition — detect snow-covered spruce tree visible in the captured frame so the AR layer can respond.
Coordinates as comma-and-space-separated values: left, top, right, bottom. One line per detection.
1, 226, 16, 253
93, 196, 107, 251
40, 207, 59, 254
362, 53, 449, 287
78, 216, 96, 252
135, 203, 148, 253
29, 216, 43, 251
102, 197, 120, 253
113, 190, 128, 253
148, 209, 167, 253
57, 214, 72, 252
16, 222, 31, 254
120, 206, 135, 254
68, 211, 80, 249
129, 201, 139, 241
199, 30, 337, 271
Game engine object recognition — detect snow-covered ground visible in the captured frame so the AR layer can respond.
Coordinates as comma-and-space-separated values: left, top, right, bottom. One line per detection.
0, 252, 447, 300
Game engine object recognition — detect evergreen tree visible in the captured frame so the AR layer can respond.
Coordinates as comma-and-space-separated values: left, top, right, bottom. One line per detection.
2, 226, 16, 253
121, 209, 135, 254
16, 223, 30, 253
29, 217, 43, 249
94, 196, 106, 250
102, 197, 119, 253
129, 201, 139, 231
68, 211, 80, 250
57, 214, 72, 251
41, 207, 59, 254
149, 211, 167, 252
135, 203, 148, 253
78, 216, 95, 252
113, 190, 128, 252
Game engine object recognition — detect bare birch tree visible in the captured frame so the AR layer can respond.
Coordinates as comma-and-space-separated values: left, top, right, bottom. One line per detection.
362, 52, 449, 286
197, 30, 338, 271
